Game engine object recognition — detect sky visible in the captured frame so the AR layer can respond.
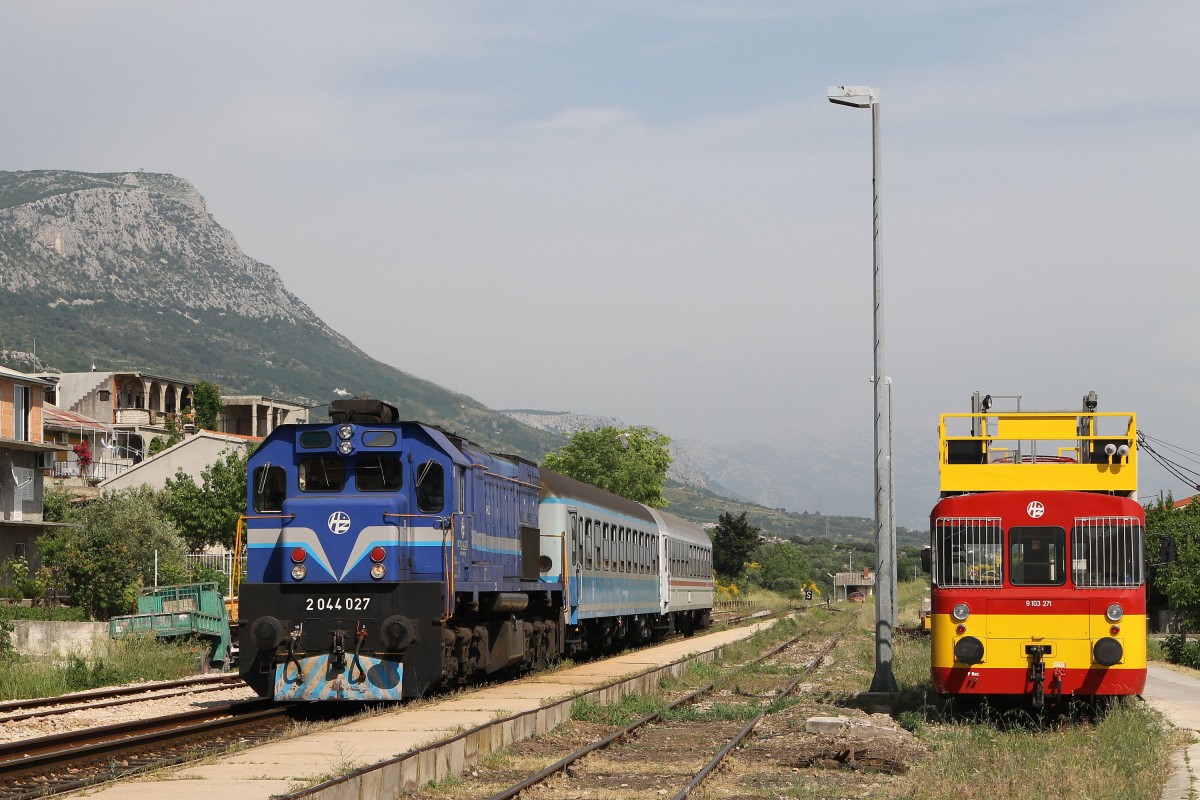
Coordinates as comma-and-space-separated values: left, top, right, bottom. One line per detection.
3, 1, 1199, 503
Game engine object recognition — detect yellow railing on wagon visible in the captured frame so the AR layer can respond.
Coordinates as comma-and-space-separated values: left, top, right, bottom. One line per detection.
938, 410, 1137, 495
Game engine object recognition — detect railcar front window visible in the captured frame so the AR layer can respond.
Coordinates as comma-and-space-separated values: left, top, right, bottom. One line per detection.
299, 457, 345, 492
1072, 517, 1144, 587
933, 517, 1003, 587
1009, 527, 1066, 586
356, 455, 404, 492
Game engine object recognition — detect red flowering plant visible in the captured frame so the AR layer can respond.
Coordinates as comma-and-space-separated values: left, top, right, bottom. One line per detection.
72, 440, 93, 477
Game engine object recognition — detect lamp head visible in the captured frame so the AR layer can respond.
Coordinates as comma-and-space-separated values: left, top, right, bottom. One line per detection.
827, 85, 877, 108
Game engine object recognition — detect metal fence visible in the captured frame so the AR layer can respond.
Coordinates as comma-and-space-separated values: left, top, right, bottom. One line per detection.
50, 458, 132, 481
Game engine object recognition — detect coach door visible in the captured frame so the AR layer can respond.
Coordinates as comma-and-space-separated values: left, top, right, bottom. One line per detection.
659, 534, 670, 614
569, 511, 582, 612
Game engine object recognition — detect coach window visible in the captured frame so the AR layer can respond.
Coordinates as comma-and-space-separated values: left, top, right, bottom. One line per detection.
415, 460, 445, 513
1009, 527, 1066, 586
356, 455, 403, 492
253, 465, 287, 512
299, 456, 345, 492
584, 519, 594, 568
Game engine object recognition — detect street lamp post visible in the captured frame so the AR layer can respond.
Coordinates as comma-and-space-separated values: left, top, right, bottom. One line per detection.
827, 84, 897, 693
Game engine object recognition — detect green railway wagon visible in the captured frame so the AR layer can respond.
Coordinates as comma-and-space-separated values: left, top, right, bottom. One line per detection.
109, 583, 231, 669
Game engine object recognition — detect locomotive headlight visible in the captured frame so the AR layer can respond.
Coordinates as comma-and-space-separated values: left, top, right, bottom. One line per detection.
337, 439, 354, 455
291, 563, 307, 580
951, 603, 971, 622
370, 562, 387, 580
337, 424, 354, 440
1106, 603, 1124, 623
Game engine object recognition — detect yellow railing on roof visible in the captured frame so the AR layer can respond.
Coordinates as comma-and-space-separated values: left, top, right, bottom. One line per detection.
938, 410, 1137, 495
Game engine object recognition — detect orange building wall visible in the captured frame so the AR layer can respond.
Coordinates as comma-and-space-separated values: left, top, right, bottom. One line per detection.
0, 377, 45, 443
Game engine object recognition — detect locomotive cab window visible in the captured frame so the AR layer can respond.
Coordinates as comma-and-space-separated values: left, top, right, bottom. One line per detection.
299, 456, 345, 492
253, 465, 287, 512
356, 455, 403, 492
415, 460, 445, 513
1009, 527, 1066, 586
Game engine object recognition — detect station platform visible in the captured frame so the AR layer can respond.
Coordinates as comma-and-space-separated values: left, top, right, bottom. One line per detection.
70, 619, 779, 800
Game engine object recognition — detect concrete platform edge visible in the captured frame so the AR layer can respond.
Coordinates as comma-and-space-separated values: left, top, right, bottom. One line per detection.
289, 628, 765, 799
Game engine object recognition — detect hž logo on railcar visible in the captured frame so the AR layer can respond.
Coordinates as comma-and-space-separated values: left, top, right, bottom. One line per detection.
1026, 501, 1045, 519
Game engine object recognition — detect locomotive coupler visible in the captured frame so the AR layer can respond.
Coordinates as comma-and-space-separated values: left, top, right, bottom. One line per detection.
285, 627, 305, 682
330, 630, 347, 670
349, 622, 368, 683
1028, 645, 1048, 708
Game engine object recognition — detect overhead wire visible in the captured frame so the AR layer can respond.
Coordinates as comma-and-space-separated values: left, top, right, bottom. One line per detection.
1137, 431, 1200, 492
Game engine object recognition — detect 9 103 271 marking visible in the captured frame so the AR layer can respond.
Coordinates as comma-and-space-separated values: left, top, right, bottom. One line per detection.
305, 597, 371, 612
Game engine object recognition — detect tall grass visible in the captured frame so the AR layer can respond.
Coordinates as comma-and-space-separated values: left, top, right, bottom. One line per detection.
0, 636, 203, 700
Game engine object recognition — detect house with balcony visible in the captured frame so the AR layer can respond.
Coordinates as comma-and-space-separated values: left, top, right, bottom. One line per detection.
41, 370, 195, 464
0, 366, 71, 572
218, 395, 307, 437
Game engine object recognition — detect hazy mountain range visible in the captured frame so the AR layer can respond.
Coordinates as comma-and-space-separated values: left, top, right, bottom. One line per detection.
0, 169, 936, 528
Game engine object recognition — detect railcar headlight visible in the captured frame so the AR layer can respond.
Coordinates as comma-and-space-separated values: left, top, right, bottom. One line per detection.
1106, 603, 1124, 623
337, 439, 354, 455
338, 424, 354, 440
291, 563, 307, 580
538, 555, 553, 573
370, 562, 386, 580
951, 603, 970, 622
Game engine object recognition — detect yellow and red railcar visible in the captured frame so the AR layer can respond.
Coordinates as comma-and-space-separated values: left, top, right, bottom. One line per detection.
929, 393, 1145, 706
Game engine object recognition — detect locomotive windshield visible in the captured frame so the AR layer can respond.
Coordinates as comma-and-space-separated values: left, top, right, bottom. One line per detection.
356, 455, 404, 492
299, 456, 346, 492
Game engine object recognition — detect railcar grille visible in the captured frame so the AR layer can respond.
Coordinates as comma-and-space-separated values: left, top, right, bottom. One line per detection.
933, 516, 1003, 588
1071, 516, 1143, 588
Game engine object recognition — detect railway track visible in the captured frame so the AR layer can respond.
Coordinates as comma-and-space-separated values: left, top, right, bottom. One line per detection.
0, 612, 791, 800
442, 628, 840, 800
0, 698, 291, 800
0, 674, 246, 723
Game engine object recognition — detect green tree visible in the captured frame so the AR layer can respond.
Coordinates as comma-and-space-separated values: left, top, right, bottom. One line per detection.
148, 414, 184, 456
163, 447, 250, 551
711, 511, 761, 578
39, 487, 188, 620
1149, 495, 1200, 631
542, 426, 672, 508
192, 380, 222, 432
755, 541, 810, 592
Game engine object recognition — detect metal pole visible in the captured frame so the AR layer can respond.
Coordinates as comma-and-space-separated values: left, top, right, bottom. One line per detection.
869, 96, 898, 693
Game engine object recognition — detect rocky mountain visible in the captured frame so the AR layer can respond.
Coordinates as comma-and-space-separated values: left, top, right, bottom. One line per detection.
0, 170, 563, 459
0, 168, 936, 530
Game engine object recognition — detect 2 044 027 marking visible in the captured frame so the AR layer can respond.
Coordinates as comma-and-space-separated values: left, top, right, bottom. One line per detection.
304, 597, 372, 612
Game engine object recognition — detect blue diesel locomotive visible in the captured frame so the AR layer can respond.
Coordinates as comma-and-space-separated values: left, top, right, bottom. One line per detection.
239, 398, 714, 701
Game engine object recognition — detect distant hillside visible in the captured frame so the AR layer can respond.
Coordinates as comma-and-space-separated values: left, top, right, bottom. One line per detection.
0, 170, 563, 459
